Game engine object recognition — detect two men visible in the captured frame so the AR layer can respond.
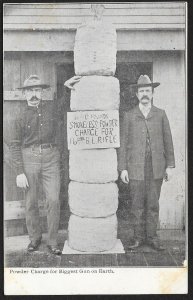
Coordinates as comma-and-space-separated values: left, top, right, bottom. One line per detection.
118, 75, 175, 250
10, 73, 174, 254
10, 75, 62, 255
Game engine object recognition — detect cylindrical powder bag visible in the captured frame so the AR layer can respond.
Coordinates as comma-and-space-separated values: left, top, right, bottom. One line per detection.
74, 20, 117, 76
69, 148, 118, 183
70, 76, 120, 111
69, 181, 118, 217
68, 213, 118, 252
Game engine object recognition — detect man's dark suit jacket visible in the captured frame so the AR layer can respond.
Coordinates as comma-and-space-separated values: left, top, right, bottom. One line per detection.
118, 105, 175, 180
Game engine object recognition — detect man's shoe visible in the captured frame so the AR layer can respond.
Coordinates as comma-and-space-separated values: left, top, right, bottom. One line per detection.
47, 245, 62, 256
127, 239, 143, 250
147, 240, 165, 251
27, 238, 42, 252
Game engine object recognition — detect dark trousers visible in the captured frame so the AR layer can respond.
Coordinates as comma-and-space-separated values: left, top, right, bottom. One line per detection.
129, 153, 163, 242
22, 146, 61, 247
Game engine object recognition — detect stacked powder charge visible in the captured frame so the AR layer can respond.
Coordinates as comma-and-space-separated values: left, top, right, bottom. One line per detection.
68, 19, 120, 252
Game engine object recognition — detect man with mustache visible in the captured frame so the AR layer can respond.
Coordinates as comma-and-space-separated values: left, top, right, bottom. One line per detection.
118, 75, 175, 251
9, 75, 62, 255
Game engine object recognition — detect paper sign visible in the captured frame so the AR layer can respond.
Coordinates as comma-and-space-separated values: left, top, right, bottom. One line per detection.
67, 110, 120, 150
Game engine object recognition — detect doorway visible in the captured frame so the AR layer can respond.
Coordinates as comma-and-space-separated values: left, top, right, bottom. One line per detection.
56, 63, 74, 228
115, 62, 153, 114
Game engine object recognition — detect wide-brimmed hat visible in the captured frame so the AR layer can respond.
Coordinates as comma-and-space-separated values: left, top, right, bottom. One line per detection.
130, 75, 160, 88
18, 75, 50, 90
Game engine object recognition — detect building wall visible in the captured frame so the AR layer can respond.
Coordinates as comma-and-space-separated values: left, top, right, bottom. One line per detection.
4, 2, 185, 30
153, 51, 186, 229
4, 3, 185, 52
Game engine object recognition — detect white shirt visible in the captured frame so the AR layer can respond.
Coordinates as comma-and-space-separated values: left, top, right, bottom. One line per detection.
139, 103, 152, 119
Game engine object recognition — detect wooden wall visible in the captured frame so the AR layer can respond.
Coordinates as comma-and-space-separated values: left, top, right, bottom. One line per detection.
4, 52, 56, 100
3, 3, 185, 52
4, 3, 185, 30
153, 51, 186, 230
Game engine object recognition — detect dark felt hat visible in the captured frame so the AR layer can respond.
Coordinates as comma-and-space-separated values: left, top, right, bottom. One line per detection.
130, 75, 160, 88
18, 75, 50, 90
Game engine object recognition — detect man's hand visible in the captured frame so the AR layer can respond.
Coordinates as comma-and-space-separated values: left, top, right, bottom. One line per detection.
164, 167, 174, 182
120, 170, 129, 184
16, 173, 29, 189
64, 76, 82, 90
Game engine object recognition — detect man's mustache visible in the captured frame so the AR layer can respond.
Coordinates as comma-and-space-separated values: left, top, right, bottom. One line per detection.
30, 96, 40, 101
142, 96, 149, 100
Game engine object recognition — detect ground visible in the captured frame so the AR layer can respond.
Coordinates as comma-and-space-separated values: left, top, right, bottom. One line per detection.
4, 221, 186, 268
